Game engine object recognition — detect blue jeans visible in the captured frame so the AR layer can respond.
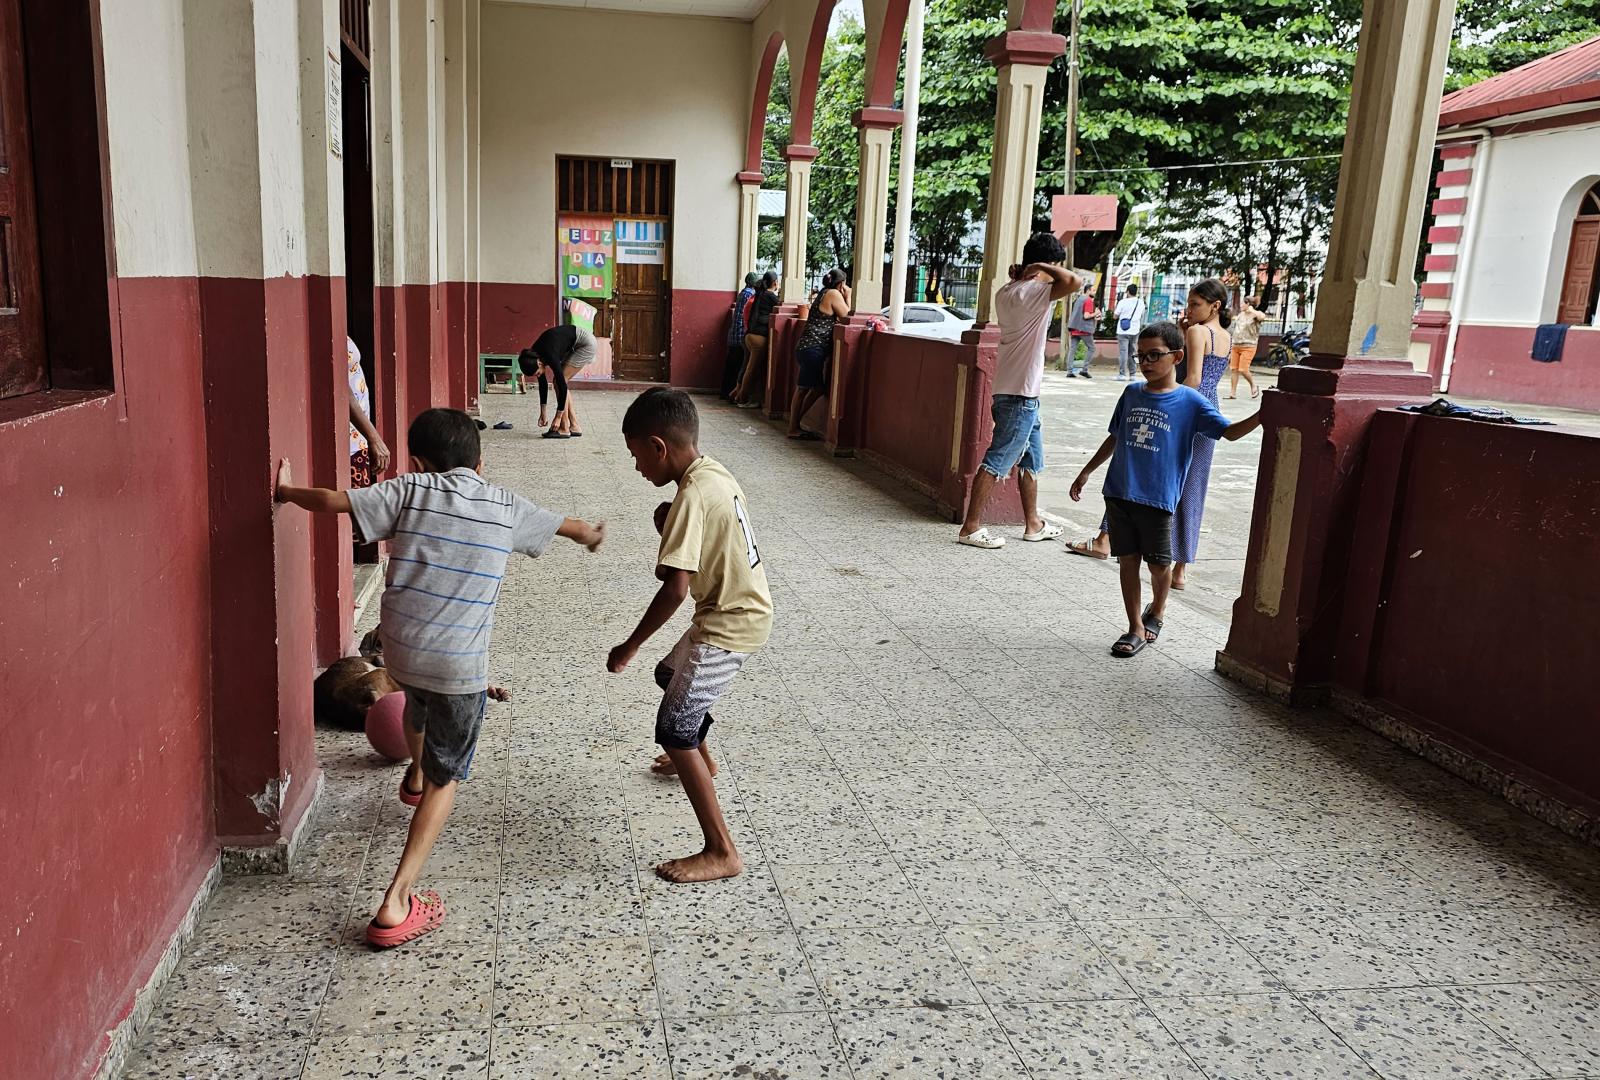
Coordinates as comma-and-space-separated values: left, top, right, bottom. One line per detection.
980, 395, 1044, 478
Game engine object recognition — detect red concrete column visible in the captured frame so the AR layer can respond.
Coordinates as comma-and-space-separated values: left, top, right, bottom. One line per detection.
466, 280, 481, 410
765, 303, 803, 418
199, 277, 322, 847
447, 281, 469, 410
944, 325, 1026, 525
826, 315, 879, 453
373, 285, 408, 476
1219, 0, 1452, 699
307, 276, 355, 664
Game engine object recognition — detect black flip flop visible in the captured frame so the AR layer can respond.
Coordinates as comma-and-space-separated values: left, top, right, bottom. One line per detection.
1111, 633, 1146, 658
541, 430, 570, 439
1141, 606, 1163, 643
569, 431, 583, 438
492, 421, 513, 430
475, 420, 488, 430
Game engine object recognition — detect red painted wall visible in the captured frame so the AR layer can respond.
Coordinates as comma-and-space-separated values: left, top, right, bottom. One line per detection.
860, 331, 965, 490
1339, 411, 1600, 814
480, 281, 558, 355
671, 288, 730, 389
1449, 324, 1600, 410
0, 277, 217, 1080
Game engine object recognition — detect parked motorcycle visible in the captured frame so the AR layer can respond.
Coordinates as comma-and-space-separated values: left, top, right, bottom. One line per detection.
1263, 328, 1311, 369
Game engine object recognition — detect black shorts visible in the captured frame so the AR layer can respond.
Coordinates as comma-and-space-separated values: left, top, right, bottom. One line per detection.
1104, 497, 1174, 565
795, 345, 828, 390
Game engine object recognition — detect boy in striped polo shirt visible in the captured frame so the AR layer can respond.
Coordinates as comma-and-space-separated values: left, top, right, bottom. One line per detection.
276, 407, 604, 947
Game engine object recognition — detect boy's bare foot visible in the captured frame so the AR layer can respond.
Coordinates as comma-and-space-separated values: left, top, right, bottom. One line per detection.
650, 748, 719, 777
655, 849, 743, 883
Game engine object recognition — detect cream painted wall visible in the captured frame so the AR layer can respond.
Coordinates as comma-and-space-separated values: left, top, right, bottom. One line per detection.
102, 0, 199, 278
298, 0, 346, 278
1459, 120, 1600, 326
254, 2, 310, 279
480, 3, 749, 290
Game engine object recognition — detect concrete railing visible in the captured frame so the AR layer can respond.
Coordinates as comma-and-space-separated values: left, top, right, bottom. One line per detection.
1330, 409, 1600, 838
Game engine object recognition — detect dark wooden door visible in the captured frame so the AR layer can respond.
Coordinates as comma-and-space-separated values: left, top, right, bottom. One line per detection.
613, 263, 667, 381
1558, 218, 1600, 325
557, 157, 673, 382
0, 0, 46, 399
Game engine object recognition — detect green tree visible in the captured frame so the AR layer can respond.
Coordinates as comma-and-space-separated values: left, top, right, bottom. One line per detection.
1449, 0, 1600, 89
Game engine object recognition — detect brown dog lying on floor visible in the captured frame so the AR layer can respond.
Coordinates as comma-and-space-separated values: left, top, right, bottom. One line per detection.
313, 628, 510, 730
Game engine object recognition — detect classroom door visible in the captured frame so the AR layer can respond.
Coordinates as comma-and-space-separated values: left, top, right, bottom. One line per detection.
556, 156, 673, 382
613, 263, 668, 382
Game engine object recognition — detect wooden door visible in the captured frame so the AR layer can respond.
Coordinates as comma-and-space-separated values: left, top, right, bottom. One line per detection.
1558, 218, 1600, 325
613, 263, 667, 382
557, 157, 673, 381
0, 0, 46, 399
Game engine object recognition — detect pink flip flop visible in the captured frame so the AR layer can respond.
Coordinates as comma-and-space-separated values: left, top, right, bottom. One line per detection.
366, 889, 445, 948
398, 775, 424, 808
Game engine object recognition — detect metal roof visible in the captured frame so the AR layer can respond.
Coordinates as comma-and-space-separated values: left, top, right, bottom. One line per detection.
1439, 35, 1600, 129
758, 189, 787, 219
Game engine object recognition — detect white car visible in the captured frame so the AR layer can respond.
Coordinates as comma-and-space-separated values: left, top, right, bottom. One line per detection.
881, 303, 976, 341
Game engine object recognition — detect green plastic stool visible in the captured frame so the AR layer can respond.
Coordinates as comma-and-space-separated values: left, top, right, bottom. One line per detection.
479, 353, 523, 395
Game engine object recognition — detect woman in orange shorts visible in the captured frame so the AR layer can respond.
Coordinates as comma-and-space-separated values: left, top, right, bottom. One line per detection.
1228, 296, 1267, 399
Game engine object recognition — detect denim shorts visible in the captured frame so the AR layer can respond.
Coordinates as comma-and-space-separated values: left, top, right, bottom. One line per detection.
980, 394, 1044, 478
653, 632, 749, 749
400, 684, 486, 786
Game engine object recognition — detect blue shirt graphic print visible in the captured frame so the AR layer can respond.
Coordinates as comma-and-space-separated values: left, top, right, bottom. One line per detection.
1102, 383, 1231, 513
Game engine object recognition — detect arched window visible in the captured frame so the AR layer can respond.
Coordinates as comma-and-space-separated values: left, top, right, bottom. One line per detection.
1557, 181, 1600, 324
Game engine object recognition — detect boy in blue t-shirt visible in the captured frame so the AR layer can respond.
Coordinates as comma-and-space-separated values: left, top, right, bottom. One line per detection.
1070, 321, 1261, 657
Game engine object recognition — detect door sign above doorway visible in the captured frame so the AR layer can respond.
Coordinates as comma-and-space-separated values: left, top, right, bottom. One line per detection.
559, 215, 613, 298
615, 219, 666, 265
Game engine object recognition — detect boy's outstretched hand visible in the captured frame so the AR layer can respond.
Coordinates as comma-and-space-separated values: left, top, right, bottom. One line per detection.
275, 458, 293, 501
606, 641, 638, 674
586, 522, 607, 553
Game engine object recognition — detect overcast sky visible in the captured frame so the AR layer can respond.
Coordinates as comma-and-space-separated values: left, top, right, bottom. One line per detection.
831, 0, 865, 33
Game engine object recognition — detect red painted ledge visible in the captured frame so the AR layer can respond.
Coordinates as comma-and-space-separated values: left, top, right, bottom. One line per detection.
983, 30, 1067, 68
854, 106, 905, 130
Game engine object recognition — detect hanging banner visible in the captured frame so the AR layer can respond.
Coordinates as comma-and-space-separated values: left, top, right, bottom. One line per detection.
563, 296, 598, 335
615, 218, 666, 265
559, 215, 613, 298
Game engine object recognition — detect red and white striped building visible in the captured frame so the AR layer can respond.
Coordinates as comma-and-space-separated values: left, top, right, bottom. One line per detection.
1412, 35, 1600, 408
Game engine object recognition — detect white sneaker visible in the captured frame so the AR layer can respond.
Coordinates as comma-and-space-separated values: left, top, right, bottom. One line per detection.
957, 528, 1005, 549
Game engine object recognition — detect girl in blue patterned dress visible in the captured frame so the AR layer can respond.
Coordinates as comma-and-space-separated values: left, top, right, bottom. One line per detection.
1170, 278, 1232, 590
1067, 278, 1232, 586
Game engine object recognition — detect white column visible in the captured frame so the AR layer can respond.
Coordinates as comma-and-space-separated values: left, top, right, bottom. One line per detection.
1310, 0, 1458, 362
371, 0, 403, 291
297, 0, 343, 280
397, 0, 437, 291
974, 35, 1063, 323
886, 0, 923, 329
781, 146, 817, 301
465, 0, 481, 290
851, 115, 898, 313
442, 0, 467, 288
736, 174, 762, 278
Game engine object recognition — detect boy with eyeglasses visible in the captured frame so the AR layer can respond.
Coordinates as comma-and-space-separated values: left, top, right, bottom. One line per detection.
1069, 321, 1261, 658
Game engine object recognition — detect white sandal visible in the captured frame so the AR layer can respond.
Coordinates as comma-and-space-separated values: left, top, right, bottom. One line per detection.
957, 528, 1005, 549
1022, 523, 1064, 542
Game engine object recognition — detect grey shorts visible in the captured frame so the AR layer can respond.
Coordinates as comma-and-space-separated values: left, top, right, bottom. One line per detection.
653, 632, 748, 750
567, 339, 596, 371
1104, 496, 1174, 566
400, 684, 486, 786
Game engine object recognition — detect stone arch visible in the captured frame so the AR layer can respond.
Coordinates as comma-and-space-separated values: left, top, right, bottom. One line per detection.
744, 31, 787, 176
788, 0, 838, 149
1543, 172, 1600, 323
864, 0, 909, 109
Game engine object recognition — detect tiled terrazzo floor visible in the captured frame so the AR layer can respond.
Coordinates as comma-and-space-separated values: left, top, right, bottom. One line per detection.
124, 392, 1600, 1079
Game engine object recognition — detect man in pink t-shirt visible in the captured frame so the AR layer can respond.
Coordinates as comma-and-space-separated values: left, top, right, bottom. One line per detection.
958, 233, 1081, 549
